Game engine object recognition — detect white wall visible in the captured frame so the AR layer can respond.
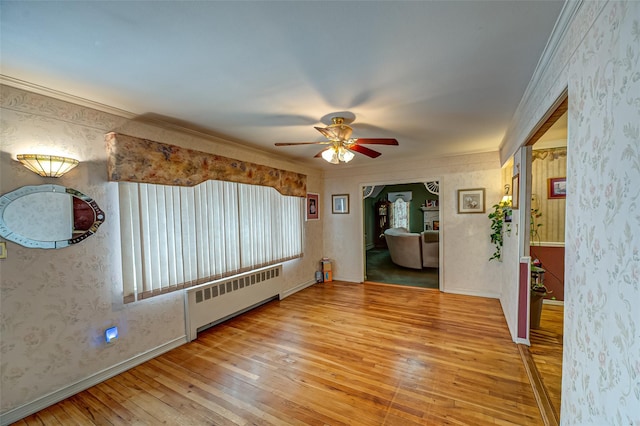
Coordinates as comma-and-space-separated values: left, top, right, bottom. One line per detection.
0, 84, 323, 419
500, 1, 640, 423
322, 151, 504, 298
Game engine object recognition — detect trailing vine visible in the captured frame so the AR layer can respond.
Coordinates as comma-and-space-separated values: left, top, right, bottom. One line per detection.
530, 207, 543, 244
488, 200, 511, 261
489, 201, 543, 261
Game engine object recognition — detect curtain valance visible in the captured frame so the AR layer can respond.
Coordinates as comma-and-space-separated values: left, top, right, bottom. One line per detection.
105, 132, 306, 197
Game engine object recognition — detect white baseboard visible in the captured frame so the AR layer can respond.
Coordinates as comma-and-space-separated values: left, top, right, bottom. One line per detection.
335, 275, 363, 283
443, 288, 501, 299
0, 336, 186, 426
543, 299, 564, 306
279, 279, 317, 299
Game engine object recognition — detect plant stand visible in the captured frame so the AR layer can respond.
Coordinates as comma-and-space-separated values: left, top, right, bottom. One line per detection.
530, 265, 548, 329
530, 290, 546, 329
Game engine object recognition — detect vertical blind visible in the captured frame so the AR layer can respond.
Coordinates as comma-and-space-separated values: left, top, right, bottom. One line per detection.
119, 180, 304, 303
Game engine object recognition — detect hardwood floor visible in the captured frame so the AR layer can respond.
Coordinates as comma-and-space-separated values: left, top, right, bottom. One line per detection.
529, 303, 564, 422
15, 282, 544, 425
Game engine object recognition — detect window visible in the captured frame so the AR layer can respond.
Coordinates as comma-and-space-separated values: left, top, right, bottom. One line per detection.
119, 180, 304, 303
390, 198, 410, 229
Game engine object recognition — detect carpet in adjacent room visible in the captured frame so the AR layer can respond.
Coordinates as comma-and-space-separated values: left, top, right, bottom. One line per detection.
366, 247, 438, 289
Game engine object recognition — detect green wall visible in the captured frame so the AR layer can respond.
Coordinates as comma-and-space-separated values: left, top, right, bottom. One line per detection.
364, 196, 376, 247
364, 183, 438, 246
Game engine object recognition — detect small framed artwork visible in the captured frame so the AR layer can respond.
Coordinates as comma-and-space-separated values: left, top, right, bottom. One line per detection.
432, 220, 440, 230
512, 174, 520, 210
548, 177, 566, 199
306, 193, 319, 220
332, 194, 349, 214
457, 188, 485, 214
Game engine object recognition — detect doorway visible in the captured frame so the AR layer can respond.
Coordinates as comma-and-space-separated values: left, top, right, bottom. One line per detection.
363, 181, 440, 289
524, 96, 567, 423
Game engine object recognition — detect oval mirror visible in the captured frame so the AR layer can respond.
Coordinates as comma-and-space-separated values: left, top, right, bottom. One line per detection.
0, 185, 105, 249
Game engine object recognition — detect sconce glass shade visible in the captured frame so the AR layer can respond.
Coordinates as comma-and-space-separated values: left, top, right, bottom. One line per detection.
500, 184, 512, 205
321, 148, 339, 164
338, 147, 355, 163
17, 154, 79, 177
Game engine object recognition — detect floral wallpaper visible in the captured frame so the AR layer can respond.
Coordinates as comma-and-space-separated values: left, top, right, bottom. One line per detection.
1, 2, 638, 423
498, 0, 639, 423
0, 85, 321, 417
563, 1, 640, 424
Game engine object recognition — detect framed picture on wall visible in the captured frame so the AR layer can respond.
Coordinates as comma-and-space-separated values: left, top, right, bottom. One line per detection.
306, 193, 319, 220
548, 177, 566, 199
512, 174, 520, 210
332, 194, 349, 214
457, 188, 485, 214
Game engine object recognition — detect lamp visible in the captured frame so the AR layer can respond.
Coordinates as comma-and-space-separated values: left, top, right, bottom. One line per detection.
501, 184, 512, 205
321, 144, 355, 164
17, 154, 79, 177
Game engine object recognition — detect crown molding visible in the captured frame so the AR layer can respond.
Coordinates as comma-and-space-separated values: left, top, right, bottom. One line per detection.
0, 75, 320, 175
518, 0, 583, 111
0, 75, 137, 119
499, 0, 583, 164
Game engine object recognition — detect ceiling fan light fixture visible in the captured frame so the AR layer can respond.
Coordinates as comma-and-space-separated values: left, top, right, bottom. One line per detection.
321, 144, 355, 164
321, 147, 339, 164
338, 146, 354, 163
275, 114, 397, 162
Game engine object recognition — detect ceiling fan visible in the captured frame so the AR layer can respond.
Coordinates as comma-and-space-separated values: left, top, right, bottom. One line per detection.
275, 116, 399, 164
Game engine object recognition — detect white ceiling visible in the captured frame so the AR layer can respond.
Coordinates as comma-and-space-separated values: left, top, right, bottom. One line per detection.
535, 112, 568, 149
0, 1, 565, 170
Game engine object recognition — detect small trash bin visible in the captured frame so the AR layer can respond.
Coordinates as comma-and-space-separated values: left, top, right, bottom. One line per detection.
321, 258, 332, 282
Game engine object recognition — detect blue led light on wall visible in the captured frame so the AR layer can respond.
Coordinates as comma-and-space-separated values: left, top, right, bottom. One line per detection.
105, 326, 118, 343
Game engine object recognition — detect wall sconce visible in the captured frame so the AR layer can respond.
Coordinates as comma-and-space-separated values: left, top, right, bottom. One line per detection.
17, 154, 79, 177
501, 184, 512, 205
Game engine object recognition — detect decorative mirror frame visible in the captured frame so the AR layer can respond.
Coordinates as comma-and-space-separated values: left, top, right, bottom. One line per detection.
0, 184, 105, 249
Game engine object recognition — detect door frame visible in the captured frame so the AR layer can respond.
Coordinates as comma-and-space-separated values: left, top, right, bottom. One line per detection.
360, 178, 443, 292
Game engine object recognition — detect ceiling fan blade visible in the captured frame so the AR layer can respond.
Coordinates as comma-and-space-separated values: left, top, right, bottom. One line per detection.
349, 144, 382, 158
314, 149, 328, 158
354, 138, 399, 145
275, 141, 330, 146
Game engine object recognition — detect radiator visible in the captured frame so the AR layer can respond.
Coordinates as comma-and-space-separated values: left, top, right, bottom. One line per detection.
184, 265, 282, 341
